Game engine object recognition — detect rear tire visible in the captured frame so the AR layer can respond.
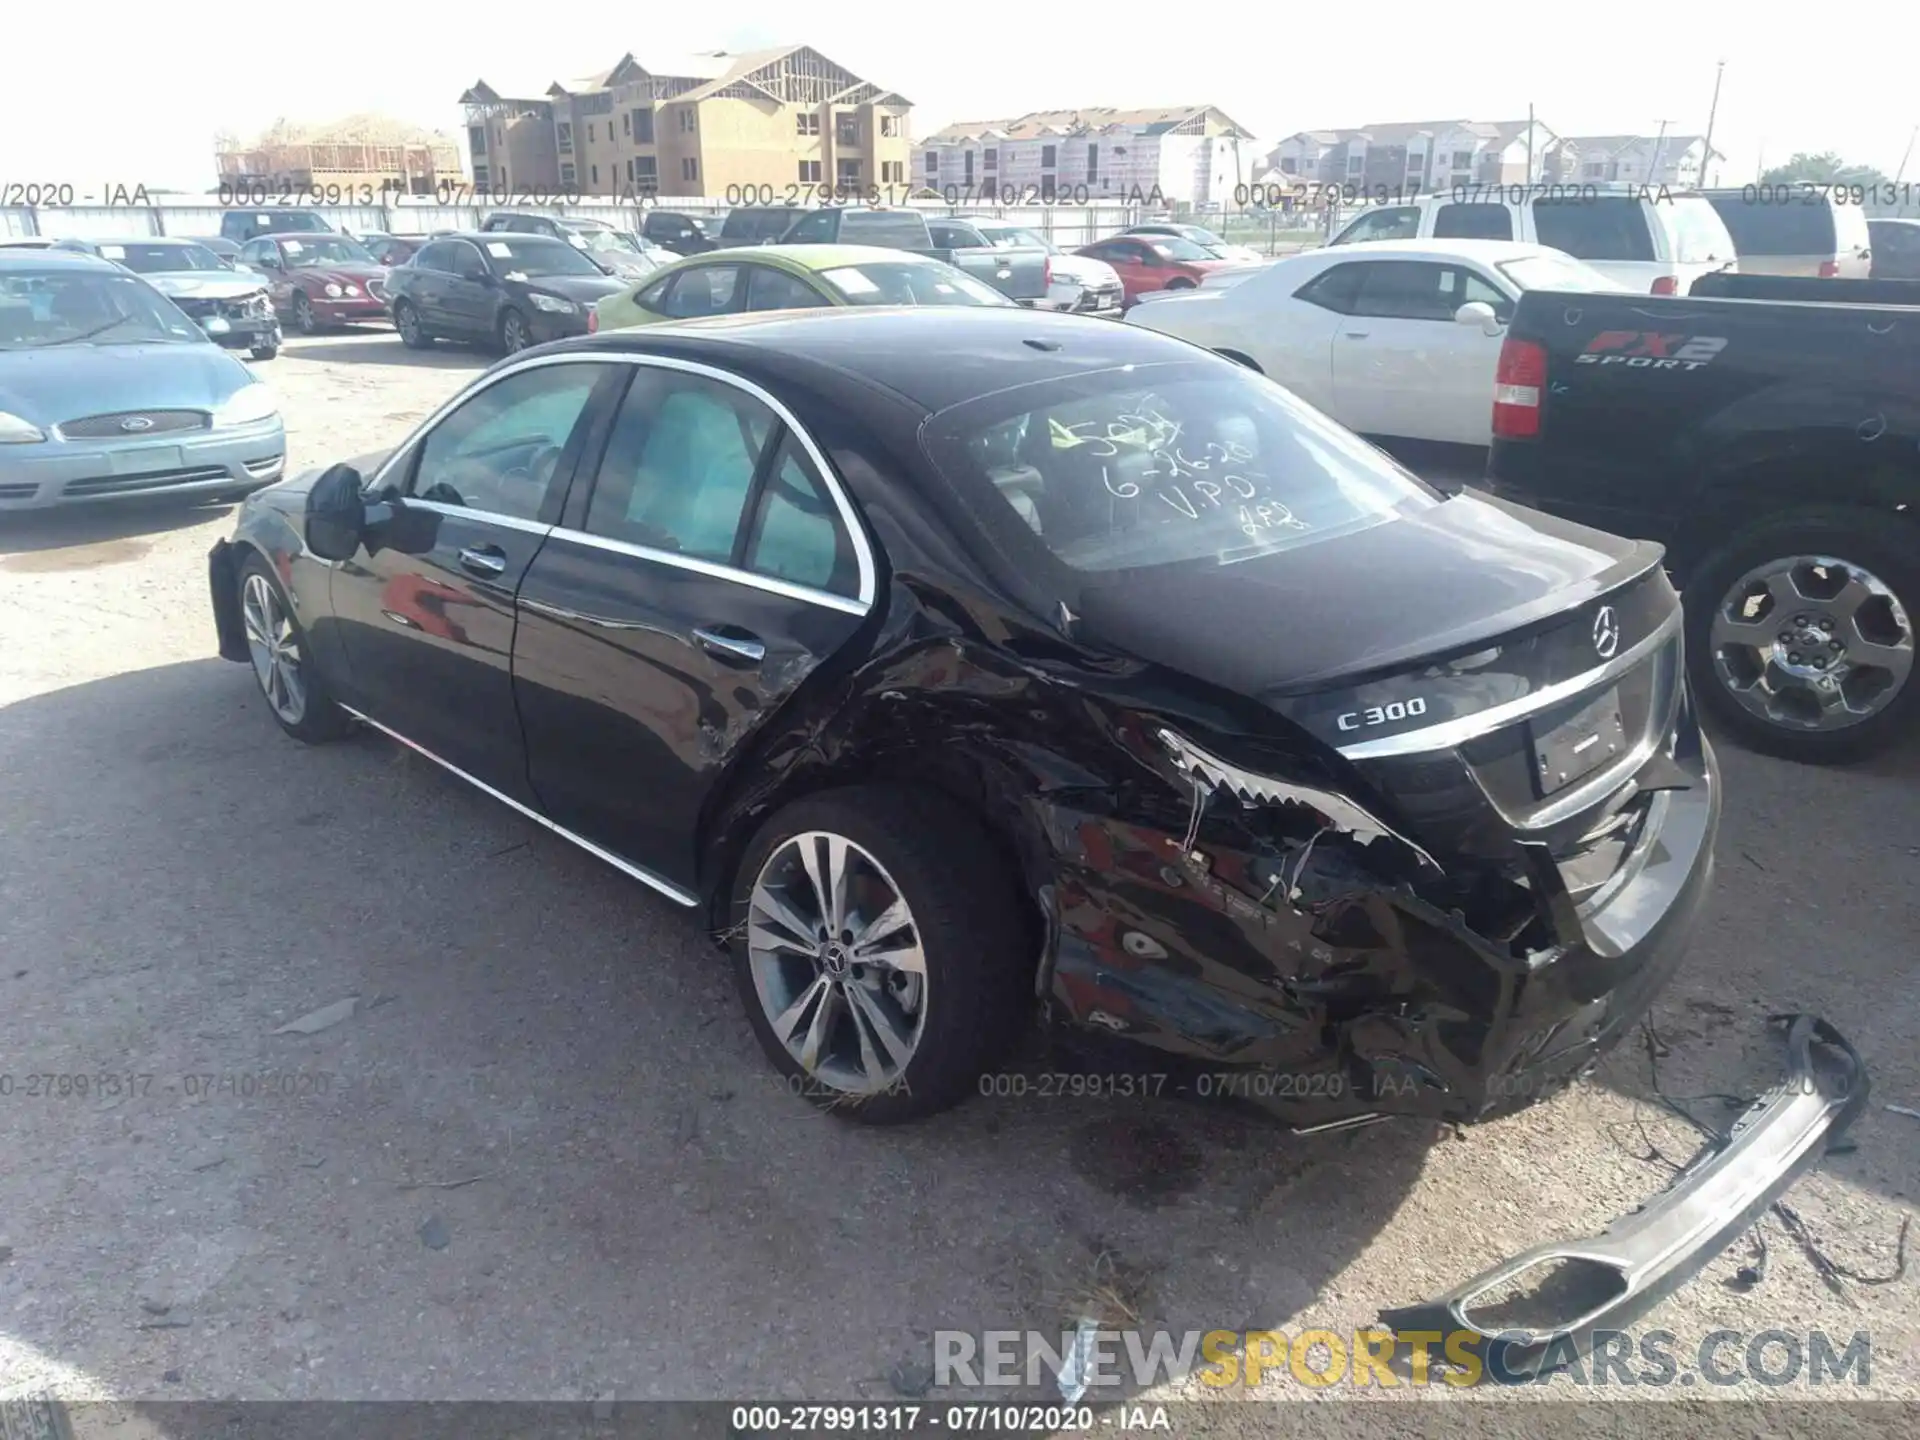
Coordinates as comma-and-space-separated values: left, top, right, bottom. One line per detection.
237, 554, 353, 744
725, 786, 1033, 1124
394, 300, 433, 349
1683, 509, 1920, 763
249, 342, 279, 361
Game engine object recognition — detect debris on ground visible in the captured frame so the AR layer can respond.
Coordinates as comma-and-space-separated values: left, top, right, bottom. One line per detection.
1885, 1104, 1920, 1121
418, 1215, 451, 1251
272, 997, 361, 1035
886, 1358, 934, 1398
1055, 1316, 1102, 1403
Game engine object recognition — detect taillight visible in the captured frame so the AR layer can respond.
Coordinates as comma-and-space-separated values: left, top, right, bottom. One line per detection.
1492, 337, 1546, 440
1818, 259, 1840, 278
587, 307, 599, 333
1043, 255, 1053, 288
1650, 274, 1679, 295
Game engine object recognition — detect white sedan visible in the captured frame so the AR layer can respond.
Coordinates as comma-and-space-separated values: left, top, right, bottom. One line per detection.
1126, 239, 1620, 448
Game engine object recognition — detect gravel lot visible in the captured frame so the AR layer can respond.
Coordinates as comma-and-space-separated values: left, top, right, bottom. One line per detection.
1, 329, 1916, 1422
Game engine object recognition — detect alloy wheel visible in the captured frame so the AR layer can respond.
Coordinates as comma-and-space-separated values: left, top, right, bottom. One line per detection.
293, 293, 316, 335
396, 303, 420, 345
241, 571, 307, 725
746, 831, 927, 1095
1708, 553, 1914, 731
502, 311, 528, 352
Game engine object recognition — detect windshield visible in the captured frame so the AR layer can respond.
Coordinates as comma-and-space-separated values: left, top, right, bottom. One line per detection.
0, 269, 206, 348
568, 226, 640, 255
278, 236, 376, 267
1175, 226, 1227, 249
922, 362, 1437, 576
1496, 253, 1623, 292
97, 242, 225, 274
816, 262, 1013, 307
479, 236, 604, 277
1144, 236, 1214, 263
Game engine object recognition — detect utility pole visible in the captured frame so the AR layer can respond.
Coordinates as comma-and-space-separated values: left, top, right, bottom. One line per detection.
1649, 118, 1671, 186
1895, 124, 1919, 186
1701, 60, 1726, 185
1526, 102, 1535, 180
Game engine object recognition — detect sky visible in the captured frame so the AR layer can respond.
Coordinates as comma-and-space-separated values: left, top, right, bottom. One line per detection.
5, 7, 1917, 192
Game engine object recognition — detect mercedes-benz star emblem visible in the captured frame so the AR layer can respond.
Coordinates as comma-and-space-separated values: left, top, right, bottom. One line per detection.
1592, 605, 1620, 659
119, 416, 155, 432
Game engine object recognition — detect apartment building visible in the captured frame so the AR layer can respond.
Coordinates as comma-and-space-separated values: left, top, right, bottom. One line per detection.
460, 46, 912, 198
1548, 134, 1720, 188
216, 119, 460, 197
1263, 119, 1558, 192
915, 106, 1258, 205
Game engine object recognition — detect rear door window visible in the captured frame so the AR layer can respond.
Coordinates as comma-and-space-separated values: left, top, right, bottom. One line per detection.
840, 212, 930, 248
1530, 197, 1656, 261
1351, 262, 1471, 321
1433, 203, 1514, 241
744, 265, 830, 311
656, 265, 742, 319
1293, 262, 1367, 313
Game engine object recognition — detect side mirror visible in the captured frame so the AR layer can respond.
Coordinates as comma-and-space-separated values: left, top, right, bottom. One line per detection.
1455, 300, 1504, 336
305, 463, 367, 562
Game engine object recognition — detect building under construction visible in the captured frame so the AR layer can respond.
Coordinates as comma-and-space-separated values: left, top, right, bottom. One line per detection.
216, 116, 462, 196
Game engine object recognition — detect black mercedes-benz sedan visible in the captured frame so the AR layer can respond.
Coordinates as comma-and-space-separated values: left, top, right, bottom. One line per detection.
208, 307, 1719, 1130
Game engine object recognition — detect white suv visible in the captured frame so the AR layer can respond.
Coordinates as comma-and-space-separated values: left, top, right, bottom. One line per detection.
1328, 185, 1737, 295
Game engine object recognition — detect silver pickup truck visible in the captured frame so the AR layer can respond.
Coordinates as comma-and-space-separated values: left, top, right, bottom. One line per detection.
771, 207, 1050, 304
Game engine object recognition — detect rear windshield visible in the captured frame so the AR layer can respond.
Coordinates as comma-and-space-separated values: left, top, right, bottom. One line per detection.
921, 361, 1437, 577
1707, 193, 1838, 255
1531, 197, 1655, 262
1496, 252, 1624, 292
255, 212, 333, 234
1665, 197, 1736, 264
1143, 236, 1214, 263
477, 236, 603, 277
839, 212, 930, 248
722, 209, 802, 242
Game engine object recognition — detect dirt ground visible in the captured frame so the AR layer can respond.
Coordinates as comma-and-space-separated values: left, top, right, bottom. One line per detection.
1, 329, 1916, 1421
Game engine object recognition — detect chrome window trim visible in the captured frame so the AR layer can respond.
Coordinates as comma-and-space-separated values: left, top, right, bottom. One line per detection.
1336, 607, 1683, 762
542, 525, 868, 616
406, 496, 552, 536
340, 704, 698, 908
366, 350, 878, 607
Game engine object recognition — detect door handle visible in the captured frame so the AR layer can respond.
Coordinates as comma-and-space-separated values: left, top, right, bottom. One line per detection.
694, 626, 767, 665
1343, 330, 1370, 339
458, 544, 507, 577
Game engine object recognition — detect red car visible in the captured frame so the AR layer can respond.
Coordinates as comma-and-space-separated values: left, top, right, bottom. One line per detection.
237, 233, 392, 333
1073, 234, 1238, 307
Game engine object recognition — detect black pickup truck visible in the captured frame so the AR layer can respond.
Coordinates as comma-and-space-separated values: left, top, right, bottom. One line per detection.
770, 207, 1050, 304
1482, 276, 1920, 763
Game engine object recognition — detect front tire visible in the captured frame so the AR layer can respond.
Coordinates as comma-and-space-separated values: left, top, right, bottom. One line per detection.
291, 292, 318, 336
237, 555, 352, 744
726, 787, 1033, 1124
498, 307, 530, 355
249, 342, 280, 361
394, 299, 433, 349
1684, 509, 1919, 763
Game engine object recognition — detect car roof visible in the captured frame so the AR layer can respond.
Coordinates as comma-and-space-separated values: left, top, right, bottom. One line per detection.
0, 247, 121, 270
551, 305, 1208, 414
429, 231, 569, 245
659, 245, 947, 272
1311, 237, 1567, 264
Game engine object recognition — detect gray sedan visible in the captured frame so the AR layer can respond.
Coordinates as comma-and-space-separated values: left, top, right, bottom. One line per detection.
0, 250, 287, 511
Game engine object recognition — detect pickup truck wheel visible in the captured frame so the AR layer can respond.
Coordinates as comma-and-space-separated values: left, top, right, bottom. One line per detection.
1685, 512, 1919, 763
725, 786, 1033, 1124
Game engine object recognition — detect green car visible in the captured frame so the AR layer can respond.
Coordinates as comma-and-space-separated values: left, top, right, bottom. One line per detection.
591, 244, 1014, 331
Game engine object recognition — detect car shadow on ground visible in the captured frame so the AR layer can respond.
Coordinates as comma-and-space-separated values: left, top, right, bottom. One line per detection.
0, 660, 1438, 1402
0, 496, 235, 559
278, 334, 492, 371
